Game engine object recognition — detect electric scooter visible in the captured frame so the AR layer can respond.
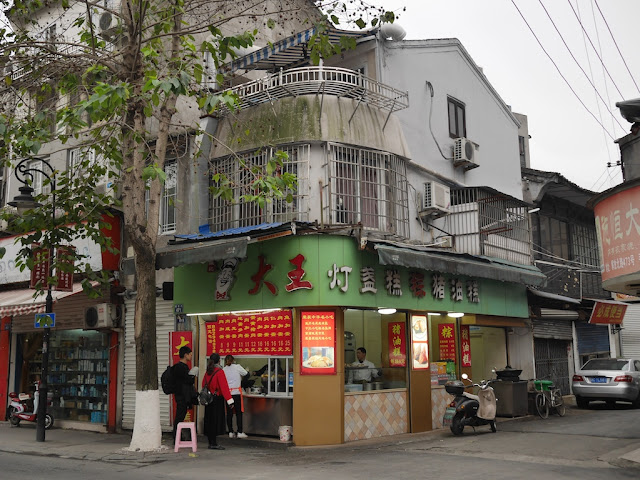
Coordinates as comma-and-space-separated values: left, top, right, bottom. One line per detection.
7, 381, 54, 429
442, 373, 496, 435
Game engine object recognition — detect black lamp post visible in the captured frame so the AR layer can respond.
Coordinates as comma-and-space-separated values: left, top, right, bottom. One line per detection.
8, 157, 56, 443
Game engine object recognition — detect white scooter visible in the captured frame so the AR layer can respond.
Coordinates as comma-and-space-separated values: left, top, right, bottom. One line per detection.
443, 373, 497, 435
7, 381, 54, 430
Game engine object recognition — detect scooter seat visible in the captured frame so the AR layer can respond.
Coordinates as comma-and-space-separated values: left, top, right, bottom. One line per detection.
18, 393, 31, 401
462, 392, 479, 401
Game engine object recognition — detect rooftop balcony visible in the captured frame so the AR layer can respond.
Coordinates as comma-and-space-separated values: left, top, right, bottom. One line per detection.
219, 66, 409, 116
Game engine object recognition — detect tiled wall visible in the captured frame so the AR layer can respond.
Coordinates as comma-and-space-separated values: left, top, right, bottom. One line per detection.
344, 391, 408, 442
432, 387, 451, 430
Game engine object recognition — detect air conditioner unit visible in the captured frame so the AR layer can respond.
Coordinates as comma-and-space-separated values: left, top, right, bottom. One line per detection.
84, 303, 117, 329
96, 181, 120, 200
98, 12, 119, 37
419, 181, 450, 218
453, 137, 479, 170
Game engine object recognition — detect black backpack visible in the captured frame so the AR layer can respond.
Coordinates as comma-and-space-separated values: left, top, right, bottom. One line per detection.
161, 365, 177, 395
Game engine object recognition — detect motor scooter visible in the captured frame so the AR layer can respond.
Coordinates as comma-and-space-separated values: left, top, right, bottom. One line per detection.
442, 373, 496, 435
7, 381, 54, 429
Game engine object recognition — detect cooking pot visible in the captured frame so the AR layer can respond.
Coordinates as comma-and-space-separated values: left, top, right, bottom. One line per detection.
250, 386, 263, 395
495, 366, 523, 381
371, 382, 384, 391
363, 382, 375, 391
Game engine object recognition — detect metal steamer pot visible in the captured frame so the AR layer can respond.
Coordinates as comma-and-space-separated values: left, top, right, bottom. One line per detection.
250, 386, 263, 395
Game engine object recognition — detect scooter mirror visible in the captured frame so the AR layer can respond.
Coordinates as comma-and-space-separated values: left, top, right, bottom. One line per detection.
461, 373, 469, 380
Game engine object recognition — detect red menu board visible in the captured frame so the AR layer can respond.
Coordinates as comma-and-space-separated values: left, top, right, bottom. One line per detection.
30, 244, 50, 290
388, 322, 406, 367
460, 325, 471, 367
438, 323, 456, 361
205, 310, 293, 356
300, 311, 336, 375
589, 301, 628, 324
169, 331, 194, 422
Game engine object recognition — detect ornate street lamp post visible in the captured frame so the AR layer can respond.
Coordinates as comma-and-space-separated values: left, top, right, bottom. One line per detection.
8, 157, 56, 443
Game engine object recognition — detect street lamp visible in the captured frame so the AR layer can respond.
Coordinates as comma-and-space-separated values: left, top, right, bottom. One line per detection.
8, 157, 56, 443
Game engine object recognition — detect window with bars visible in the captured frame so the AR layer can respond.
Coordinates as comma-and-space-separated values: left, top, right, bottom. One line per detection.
209, 145, 309, 230
160, 160, 177, 234
570, 223, 599, 268
327, 144, 409, 238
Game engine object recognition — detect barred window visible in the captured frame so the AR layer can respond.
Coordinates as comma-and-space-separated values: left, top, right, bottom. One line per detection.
571, 223, 599, 268
209, 145, 309, 230
160, 160, 177, 234
327, 144, 409, 238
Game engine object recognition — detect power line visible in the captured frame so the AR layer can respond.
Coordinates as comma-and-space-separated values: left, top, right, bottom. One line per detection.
510, 0, 615, 140
594, 0, 640, 94
566, 0, 626, 101
537, 0, 626, 133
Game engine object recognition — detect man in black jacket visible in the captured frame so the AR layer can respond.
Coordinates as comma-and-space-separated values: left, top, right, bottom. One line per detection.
172, 346, 197, 440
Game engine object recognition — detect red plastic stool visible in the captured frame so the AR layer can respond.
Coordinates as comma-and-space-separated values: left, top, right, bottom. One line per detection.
174, 422, 197, 452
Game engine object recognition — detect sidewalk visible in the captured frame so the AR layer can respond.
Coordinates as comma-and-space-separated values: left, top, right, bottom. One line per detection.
1, 411, 640, 467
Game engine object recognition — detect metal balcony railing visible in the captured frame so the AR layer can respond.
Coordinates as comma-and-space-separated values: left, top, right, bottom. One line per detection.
218, 66, 409, 115
7, 43, 87, 82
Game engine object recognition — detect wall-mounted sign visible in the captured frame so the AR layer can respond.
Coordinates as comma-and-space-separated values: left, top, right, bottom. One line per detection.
411, 315, 429, 370
54, 246, 76, 292
300, 311, 336, 375
388, 322, 406, 367
30, 244, 50, 290
460, 325, 471, 367
205, 310, 292, 356
589, 301, 628, 325
438, 323, 456, 361
170, 331, 194, 422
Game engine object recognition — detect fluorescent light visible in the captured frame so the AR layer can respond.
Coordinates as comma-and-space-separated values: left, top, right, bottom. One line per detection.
187, 308, 281, 317
427, 312, 441, 316
447, 312, 464, 318
528, 208, 540, 214
378, 308, 397, 315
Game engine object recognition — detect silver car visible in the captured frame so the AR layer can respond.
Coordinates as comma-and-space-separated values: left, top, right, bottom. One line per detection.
572, 358, 640, 408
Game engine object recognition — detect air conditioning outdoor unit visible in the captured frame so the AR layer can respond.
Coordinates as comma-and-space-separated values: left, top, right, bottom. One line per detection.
96, 181, 121, 200
84, 303, 117, 329
419, 181, 450, 218
98, 12, 119, 38
453, 137, 479, 170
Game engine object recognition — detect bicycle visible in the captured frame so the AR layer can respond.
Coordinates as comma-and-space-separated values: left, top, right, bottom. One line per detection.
531, 379, 566, 419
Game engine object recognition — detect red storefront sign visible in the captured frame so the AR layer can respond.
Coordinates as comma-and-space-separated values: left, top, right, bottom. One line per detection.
593, 185, 640, 282
300, 311, 336, 375
589, 301, 628, 325
438, 323, 456, 361
205, 310, 293, 356
169, 331, 194, 423
460, 325, 472, 367
30, 244, 50, 290
388, 322, 406, 367
54, 246, 75, 292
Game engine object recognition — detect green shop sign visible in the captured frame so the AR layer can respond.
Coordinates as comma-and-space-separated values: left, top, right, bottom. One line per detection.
174, 236, 529, 318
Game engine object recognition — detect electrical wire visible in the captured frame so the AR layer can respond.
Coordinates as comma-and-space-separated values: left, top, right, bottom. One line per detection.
510, 0, 616, 140
594, 0, 640, 94
425, 81, 451, 161
537, 0, 625, 133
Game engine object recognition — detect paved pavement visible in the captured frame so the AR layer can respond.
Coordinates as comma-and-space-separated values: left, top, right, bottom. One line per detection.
1, 406, 640, 468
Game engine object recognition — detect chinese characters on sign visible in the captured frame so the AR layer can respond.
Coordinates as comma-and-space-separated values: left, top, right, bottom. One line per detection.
205, 310, 293, 356
411, 315, 429, 370
388, 322, 406, 367
460, 325, 472, 367
30, 244, 50, 290
589, 302, 628, 325
300, 311, 336, 375
170, 331, 194, 422
55, 245, 76, 292
438, 323, 456, 361
328, 263, 352, 292
594, 185, 640, 282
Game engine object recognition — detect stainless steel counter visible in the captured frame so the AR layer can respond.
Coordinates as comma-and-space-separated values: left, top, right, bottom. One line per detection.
242, 394, 293, 436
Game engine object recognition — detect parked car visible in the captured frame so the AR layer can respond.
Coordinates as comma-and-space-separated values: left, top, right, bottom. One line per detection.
572, 358, 640, 408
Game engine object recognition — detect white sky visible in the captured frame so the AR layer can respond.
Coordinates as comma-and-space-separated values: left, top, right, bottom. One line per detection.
379, 0, 639, 192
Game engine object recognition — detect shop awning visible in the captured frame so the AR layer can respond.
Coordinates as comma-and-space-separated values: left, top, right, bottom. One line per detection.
0, 282, 88, 317
527, 288, 581, 305
120, 237, 249, 275
374, 244, 547, 287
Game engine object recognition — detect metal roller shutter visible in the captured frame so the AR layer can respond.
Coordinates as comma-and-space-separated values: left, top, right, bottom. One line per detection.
121, 298, 175, 431
575, 322, 610, 356
532, 318, 573, 340
621, 304, 640, 358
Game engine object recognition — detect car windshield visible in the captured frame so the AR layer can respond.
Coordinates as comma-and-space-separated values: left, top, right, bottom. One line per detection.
582, 359, 629, 371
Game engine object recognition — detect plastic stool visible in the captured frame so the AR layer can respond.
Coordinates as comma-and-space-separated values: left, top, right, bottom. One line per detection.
174, 422, 197, 452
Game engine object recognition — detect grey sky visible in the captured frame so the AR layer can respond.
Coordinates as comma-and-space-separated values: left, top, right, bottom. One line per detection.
380, 0, 638, 192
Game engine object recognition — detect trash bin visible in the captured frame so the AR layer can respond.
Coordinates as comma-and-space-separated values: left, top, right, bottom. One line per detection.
492, 380, 528, 417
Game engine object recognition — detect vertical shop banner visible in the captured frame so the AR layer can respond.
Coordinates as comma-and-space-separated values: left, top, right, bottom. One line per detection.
388, 322, 406, 367
54, 246, 75, 292
438, 323, 456, 361
411, 315, 429, 370
460, 325, 471, 367
30, 244, 50, 290
205, 310, 293, 356
169, 331, 194, 423
300, 311, 336, 375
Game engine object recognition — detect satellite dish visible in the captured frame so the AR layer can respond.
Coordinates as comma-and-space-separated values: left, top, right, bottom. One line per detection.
380, 23, 406, 42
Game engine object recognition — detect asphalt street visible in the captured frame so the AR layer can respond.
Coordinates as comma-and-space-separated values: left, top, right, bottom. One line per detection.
0, 403, 639, 480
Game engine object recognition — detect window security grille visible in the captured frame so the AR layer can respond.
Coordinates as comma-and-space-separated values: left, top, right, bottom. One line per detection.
209, 145, 310, 230
160, 160, 177, 234
327, 144, 409, 238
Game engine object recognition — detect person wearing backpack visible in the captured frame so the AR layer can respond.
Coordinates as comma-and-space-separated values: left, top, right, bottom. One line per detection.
172, 346, 198, 441
202, 352, 233, 449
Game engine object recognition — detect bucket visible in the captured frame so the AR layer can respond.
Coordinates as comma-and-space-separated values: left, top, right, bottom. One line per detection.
278, 425, 292, 442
